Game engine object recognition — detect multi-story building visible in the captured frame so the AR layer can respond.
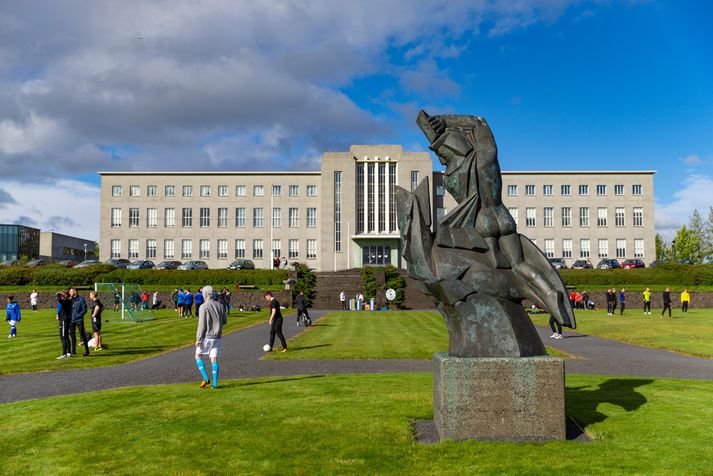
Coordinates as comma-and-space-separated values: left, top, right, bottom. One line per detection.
99, 146, 655, 270
40, 232, 96, 262
0, 224, 40, 261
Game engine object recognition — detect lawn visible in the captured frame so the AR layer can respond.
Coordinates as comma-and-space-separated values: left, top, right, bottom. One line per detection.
0, 307, 269, 375
1, 373, 712, 475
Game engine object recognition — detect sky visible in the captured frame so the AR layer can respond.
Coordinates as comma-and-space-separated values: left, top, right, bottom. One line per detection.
0, 0, 712, 242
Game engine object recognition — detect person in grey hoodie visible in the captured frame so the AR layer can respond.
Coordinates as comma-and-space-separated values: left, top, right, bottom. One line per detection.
194, 285, 227, 389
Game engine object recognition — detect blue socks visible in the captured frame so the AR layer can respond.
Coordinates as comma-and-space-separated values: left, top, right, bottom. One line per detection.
211, 362, 219, 388
195, 357, 209, 381
10, 325, 16, 336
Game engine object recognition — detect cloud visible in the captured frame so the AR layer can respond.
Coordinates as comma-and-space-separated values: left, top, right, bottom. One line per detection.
655, 174, 713, 241
680, 154, 702, 167
13, 215, 37, 226
0, 188, 17, 208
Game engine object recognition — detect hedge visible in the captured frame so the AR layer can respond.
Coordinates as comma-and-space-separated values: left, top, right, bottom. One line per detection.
559, 263, 713, 287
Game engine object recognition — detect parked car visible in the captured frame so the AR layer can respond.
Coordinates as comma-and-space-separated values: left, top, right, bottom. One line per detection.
227, 259, 255, 270
177, 260, 209, 270
74, 259, 101, 268
596, 258, 620, 269
703, 257, 713, 264
648, 259, 667, 268
105, 258, 132, 268
25, 259, 49, 267
571, 259, 592, 269
677, 258, 695, 265
620, 259, 645, 269
547, 257, 567, 269
154, 260, 183, 270
0, 260, 21, 266
57, 259, 76, 268
127, 260, 155, 270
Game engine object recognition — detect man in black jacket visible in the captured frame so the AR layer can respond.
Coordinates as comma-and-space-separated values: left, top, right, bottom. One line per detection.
294, 291, 311, 327
56, 291, 73, 359
661, 288, 672, 318
69, 288, 90, 356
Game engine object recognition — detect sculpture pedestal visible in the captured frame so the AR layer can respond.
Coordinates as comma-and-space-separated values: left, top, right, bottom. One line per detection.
433, 353, 565, 442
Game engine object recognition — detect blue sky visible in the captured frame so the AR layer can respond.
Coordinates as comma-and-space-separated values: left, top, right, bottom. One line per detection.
0, 0, 711, 241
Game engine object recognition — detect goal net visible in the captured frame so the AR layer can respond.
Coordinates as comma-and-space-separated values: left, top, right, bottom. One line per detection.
94, 283, 157, 322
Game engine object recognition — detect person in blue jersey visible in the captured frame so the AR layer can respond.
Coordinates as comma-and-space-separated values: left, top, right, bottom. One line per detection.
194, 288, 204, 316
177, 289, 186, 317
5, 296, 21, 338
194, 286, 227, 389
184, 288, 194, 317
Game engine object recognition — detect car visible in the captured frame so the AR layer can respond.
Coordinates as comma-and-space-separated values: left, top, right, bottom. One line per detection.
227, 259, 255, 270
105, 258, 132, 268
154, 260, 183, 270
547, 257, 567, 269
57, 260, 76, 268
25, 259, 49, 267
0, 260, 21, 266
127, 260, 155, 270
620, 259, 645, 269
648, 259, 667, 268
677, 258, 695, 265
703, 257, 713, 264
596, 258, 620, 269
74, 259, 102, 268
571, 259, 593, 269
177, 260, 209, 270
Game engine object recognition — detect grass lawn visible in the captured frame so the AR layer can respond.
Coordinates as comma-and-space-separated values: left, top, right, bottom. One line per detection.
0, 307, 270, 375
1, 373, 712, 475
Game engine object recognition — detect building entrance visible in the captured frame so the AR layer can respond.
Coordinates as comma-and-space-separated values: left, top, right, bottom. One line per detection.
362, 245, 391, 266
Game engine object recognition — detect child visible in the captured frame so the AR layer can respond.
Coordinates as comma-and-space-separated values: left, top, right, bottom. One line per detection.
6, 296, 21, 338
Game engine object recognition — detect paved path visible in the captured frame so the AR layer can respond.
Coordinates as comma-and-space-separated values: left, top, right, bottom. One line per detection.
1, 311, 711, 403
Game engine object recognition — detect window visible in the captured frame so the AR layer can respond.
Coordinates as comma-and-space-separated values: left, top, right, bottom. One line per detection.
307, 239, 317, 259
234, 239, 245, 258
411, 171, 419, 192
217, 239, 228, 259
436, 185, 445, 196
218, 208, 228, 227
164, 208, 175, 227
507, 208, 518, 227
182, 240, 192, 259
596, 185, 606, 195
272, 208, 281, 227
182, 208, 192, 227
562, 239, 572, 258
164, 239, 174, 259
146, 239, 157, 259
253, 185, 264, 196
128, 239, 139, 259
615, 208, 625, 227
307, 208, 317, 227
111, 208, 122, 227
507, 185, 518, 196
367, 163, 375, 232
129, 185, 140, 197
633, 208, 643, 227
579, 207, 589, 227
544, 239, 555, 258
110, 239, 121, 258
218, 185, 228, 197
199, 239, 210, 258
129, 208, 139, 227
632, 184, 642, 195
289, 185, 299, 196
562, 207, 571, 227
614, 184, 624, 195
165, 185, 175, 197
356, 165, 364, 233
272, 185, 281, 196
272, 239, 281, 260
597, 208, 607, 227
111, 185, 122, 196
200, 208, 210, 227
598, 239, 608, 258
526, 208, 536, 227
235, 208, 246, 227
525, 184, 535, 196
543, 185, 553, 196
389, 164, 397, 232
252, 239, 263, 259
578, 184, 589, 196
289, 239, 299, 259
289, 208, 299, 227
307, 185, 317, 196
200, 185, 210, 197
235, 185, 246, 196
182, 185, 193, 197
378, 162, 386, 232
634, 239, 644, 258
253, 208, 264, 227
147, 208, 157, 227
561, 185, 571, 196
544, 207, 554, 227
334, 171, 342, 252
616, 239, 627, 258
580, 239, 590, 258
147, 185, 157, 197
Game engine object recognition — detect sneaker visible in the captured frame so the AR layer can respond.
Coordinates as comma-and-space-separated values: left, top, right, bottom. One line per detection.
7, 335, 11, 338
95, 347, 102, 351
296, 322, 300, 327
65, 353, 71, 358
280, 348, 287, 353
199, 380, 209, 388
211, 385, 218, 390
56, 354, 67, 360
550, 333, 558, 338
82, 352, 90, 357
555, 334, 563, 339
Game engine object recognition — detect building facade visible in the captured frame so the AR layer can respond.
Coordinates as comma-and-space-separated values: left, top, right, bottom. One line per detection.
0, 224, 40, 261
40, 232, 97, 262
99, 146, 656, 270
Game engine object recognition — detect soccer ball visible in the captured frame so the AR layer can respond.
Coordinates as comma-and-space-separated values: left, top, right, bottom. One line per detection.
263, 344, 271, 352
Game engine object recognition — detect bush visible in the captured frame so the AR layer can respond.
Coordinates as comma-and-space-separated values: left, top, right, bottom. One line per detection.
360, 265, 405, 309
292, 263, 316, 306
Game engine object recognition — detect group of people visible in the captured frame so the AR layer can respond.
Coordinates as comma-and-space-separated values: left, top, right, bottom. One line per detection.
127, 290, 161, 311
605, 288, 627, 315
55, 289, 103, 359
272, 256, 289, 269
338, 290, 366, 310
172, 287, 232, 318
568, 290, 595, 310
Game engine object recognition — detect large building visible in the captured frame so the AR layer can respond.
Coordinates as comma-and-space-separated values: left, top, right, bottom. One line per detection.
40, 232, 97, 262
0, 224, 41, 261
99, 145, 655, 270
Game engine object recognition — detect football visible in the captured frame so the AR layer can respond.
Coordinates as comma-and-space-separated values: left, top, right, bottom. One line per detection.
263, 344, 271, 352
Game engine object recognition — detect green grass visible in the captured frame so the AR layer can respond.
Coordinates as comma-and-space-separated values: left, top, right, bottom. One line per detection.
1, 373, 712, 475
0, 308, 270, 375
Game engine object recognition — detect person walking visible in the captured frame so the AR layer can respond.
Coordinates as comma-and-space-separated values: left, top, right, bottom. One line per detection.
194, 285, 227, 389
89, 291, 103, 351
152, 290, 160, 310
619, 288, 626, 315
264, 291, 287, 352
294, 291, 311, 326
661, 287, 672, 318
680, 289, 691, 313
642, 288, 652, 315
29, 289, 38, 312
68, 288, 89, 356
605, 288, 613, 316
610, 288, 618, 315
56, 291, 72, 358
5, 296, 20, 338
549, 314, 563, 339
171, 288, 178, 312
113, 290, 121, 311
339, 290, 346, 310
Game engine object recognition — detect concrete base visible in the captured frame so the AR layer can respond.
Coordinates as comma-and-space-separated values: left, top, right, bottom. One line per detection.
433, 353, 565, 441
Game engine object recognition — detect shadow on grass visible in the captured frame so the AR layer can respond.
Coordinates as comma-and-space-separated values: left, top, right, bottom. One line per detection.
232, 375, 326, 388
287, 344, 332, 351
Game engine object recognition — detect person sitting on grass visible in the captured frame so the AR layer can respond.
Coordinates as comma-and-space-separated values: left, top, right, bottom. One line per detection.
195, 285, 227, 389
5, 296, 21, 338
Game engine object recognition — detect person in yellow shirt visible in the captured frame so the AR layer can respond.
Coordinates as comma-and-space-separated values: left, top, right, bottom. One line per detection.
680, 289, 691, 313
642, 288, 652, 315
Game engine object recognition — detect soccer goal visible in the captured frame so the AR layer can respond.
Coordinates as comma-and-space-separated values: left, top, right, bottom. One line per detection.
94, 283, 157, 322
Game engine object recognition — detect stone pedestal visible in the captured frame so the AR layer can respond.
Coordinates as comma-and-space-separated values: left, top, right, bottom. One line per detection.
433, 353, 565, 442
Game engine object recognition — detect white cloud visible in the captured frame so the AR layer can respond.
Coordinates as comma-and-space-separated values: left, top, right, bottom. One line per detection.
680, 154, 702, 167
655, 174, 713, 241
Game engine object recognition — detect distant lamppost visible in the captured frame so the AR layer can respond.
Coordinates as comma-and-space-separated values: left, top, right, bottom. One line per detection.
84, 243, 88, 261
671, 239, 676, 261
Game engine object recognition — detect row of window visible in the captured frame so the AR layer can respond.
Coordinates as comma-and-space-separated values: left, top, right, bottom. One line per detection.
110, 207, 318, 228
536, 238, 646, 259
506, 184, 643, 197
109, 238, 318, 261
507, 207, 644, 228
111, 184, 318, 198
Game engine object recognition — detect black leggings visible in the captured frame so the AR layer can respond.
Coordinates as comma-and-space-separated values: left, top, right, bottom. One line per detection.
549, 316, 562, 334
619, 303, 625, 315
682, 302, 689, 313
269, 318, 287, 349
661, 304, 672, 317
644, 301, 651, 313
59, 319, 70, 355
69, 320, 89, 354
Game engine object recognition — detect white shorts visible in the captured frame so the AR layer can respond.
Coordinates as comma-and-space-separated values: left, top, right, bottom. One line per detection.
8, 320, 17, 326
196, 338, 221, 358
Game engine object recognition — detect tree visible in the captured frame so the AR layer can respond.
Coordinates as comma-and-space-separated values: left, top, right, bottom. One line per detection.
672, 224, 702, 263
703, 206, 713, 259
655, 233, 669, 260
